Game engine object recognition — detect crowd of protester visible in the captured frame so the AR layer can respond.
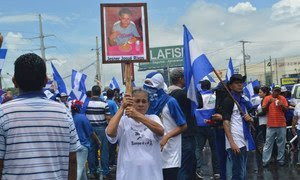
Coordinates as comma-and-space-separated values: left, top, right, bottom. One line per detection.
0, 53, 299, 180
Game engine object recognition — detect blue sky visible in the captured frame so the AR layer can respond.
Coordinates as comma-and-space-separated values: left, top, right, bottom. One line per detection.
1, 0, 300, 89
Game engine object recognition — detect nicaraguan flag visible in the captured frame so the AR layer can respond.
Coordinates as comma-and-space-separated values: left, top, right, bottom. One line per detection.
226, 57, 234, 81
51, 62, 68, 94
44, 80, 53, 90
183, 25, 214, 106
244, 80, 260, 99
132, 81, 136, 87
109, 77, 120, 90
0, 49, 8, 74
71, 70, 87, 93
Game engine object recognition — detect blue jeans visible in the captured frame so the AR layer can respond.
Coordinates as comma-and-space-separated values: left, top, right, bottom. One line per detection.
177, 136, 196, 180
215, 128, 226, 180
227, 146, 248, 180
88, 126, 109, 176
195, 126, 220, 174
297, 130, 300, 163
77, 146, 88, 180
262, 127, 286, 164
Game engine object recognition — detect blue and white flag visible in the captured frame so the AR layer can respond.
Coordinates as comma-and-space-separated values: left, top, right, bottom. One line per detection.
226, 57, 234, 81
109, 77, 120, 90
51, 62, 68, 94
270, 83, 275, 90
69, 89, 86, 101
132, 81, 136, 87
44, 80, 53, 90
183, 25, 214, 106
244, 80, 260, 99
69, 89, 89, 113
252, 79, 260, 88
202, 74, 215, 83
0, 49, 8, 74
71, 70, 87, 93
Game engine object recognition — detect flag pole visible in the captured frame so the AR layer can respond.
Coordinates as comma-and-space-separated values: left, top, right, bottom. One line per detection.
212, 69, 247, 117
125, 63, 132, 95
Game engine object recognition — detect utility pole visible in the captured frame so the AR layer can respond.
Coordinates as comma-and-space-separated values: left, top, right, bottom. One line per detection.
239, 40, 250, 81
275, 58, 279, 85
39, 14, 46, 60
28, 14, 55, 61
269, 56, 273, 84
95, 36, 101, 83
264, 59, 266, 85
0, 33, 3, 89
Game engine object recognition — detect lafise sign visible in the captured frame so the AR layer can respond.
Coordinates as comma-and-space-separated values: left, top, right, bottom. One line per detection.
149, 46, 183, 60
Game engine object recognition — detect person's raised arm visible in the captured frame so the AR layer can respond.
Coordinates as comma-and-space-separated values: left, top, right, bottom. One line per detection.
125, 107, 164, 136
106, 94, 132, 137
262, 97, 273, 112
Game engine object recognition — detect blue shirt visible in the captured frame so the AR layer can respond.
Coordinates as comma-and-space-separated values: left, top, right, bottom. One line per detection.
167, 97, 186, 126
107, 99, 118, 116
73, 113, 94, 149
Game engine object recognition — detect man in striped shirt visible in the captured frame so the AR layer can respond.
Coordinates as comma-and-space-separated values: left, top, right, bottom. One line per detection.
86, 85, 111, 179
0, 53, 81, 180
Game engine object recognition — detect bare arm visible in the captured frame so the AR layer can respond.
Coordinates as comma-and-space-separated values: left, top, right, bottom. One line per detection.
262, 100, 272, 112
125, 107, 164, 136
105, 115, 112, 123
68, 152, 77, 180
106, 106, 124, 138
160, 124, 187, 151
278, 101, 288, 112
138, 115, 164, 136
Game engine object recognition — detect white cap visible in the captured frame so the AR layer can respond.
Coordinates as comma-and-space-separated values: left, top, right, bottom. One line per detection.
281, 86, 287, 92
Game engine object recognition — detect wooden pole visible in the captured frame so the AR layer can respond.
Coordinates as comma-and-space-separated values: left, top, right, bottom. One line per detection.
213, 69, 246, 116
125, 63, 132, 95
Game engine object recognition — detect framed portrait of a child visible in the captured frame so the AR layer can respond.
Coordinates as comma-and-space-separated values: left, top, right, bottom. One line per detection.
101, 3, 150, 64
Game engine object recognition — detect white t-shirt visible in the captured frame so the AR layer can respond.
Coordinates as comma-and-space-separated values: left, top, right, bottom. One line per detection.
294, 103, 300, 130
161, 104, 182, 169
257, 104, 267, 126
106, 115, 163, 180
225, 104, 248, 150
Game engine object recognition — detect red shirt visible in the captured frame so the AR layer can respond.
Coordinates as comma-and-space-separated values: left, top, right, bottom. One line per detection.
262, 95, 288, 127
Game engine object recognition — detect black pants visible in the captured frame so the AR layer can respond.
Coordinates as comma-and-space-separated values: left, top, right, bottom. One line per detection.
163, 167, 179, 180
108, 142, 117, 165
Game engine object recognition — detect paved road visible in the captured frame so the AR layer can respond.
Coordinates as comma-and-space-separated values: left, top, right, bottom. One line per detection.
88, 146, 300, 180
201, 146, 300, 180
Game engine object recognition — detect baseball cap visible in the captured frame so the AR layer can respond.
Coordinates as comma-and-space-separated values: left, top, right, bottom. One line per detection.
273, 85, 281, 91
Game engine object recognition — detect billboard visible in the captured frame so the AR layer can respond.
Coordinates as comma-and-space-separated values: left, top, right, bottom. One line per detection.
139, 45, 183, 71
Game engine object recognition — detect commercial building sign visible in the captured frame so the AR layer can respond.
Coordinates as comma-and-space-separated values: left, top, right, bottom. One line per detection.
281, 78, 299, 85
138, 45, 183, 71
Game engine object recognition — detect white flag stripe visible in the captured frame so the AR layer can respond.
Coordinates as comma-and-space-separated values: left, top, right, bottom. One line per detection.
189, 39, 202, 64
247, 83, 254, 97
74, 72, 82, 89
188, 75, 198, 105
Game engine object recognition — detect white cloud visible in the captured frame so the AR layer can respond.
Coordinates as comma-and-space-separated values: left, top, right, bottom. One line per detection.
0, 13, 65, 24
4, 32, 32, 50
271, 0, 300, 21
228, 2, 257, 15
